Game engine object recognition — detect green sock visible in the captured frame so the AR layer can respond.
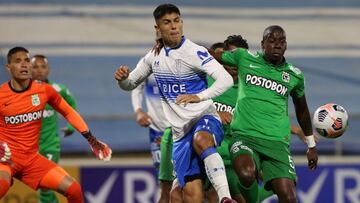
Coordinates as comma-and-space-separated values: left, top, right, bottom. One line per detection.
258, 185, 274, 202
39, 189, 59, 203
239, 181, 259, 203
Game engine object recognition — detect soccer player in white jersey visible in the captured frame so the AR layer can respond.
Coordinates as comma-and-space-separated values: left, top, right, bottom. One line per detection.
115, 4, 236, 203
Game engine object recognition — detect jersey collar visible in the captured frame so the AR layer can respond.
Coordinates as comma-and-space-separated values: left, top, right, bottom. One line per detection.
164, 36, 186, 56
8, 79, 33, 93
258, 52, 287, 69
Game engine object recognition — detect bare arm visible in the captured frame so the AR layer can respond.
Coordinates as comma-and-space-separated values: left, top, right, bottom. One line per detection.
293, 95, 318, 170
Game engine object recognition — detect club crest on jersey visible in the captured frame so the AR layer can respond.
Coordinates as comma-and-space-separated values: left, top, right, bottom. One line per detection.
31, 94, 40, 106
282, 72, 290, 83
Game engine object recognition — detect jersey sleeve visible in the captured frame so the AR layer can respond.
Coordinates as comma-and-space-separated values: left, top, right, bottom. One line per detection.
189, 45, 233, 101
118, 51, 153, 91
290, 72, 305, 98
45, 84, 89, 133
221, 48, 246, 67
59, 84, 78, 133
131, 75, 146, 112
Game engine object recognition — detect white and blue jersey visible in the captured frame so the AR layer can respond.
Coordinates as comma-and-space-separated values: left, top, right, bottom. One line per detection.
132, 73, 169, 132
119, 37, 233, 141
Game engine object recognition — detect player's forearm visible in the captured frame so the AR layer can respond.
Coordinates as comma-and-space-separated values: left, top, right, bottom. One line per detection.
197, 69, 233, 101
131, 83, 145, 111
118, 66, 151, 91
53, 98, 89, 133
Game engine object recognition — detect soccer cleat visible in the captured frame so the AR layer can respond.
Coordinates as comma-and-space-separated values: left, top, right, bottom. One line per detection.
220, 197, 237, 203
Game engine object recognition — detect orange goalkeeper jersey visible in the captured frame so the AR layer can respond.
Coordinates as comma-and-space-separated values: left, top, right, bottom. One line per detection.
0, 80, 88, 153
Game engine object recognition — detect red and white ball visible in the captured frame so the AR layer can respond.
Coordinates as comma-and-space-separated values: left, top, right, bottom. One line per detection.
313, 103, 349, 138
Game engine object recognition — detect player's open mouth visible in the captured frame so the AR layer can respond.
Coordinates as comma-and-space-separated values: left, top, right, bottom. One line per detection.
20, 70, 29, 74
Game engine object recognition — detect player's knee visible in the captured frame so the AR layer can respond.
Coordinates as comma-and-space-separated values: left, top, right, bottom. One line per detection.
0, 178, 11, 197
233, 156, 256, 186
193, 131, 214, 154
64, 180, 82, 198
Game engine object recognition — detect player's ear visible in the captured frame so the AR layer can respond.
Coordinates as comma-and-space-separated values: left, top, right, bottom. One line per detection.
5, 64, 10, 73
261, 40, 265, 51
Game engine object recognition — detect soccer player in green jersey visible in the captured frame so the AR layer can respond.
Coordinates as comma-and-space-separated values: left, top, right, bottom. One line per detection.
211, 26, 319, 203
31, 54, 77, 203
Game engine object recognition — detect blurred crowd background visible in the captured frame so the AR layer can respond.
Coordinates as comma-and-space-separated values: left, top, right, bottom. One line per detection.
1, 0, 359, 155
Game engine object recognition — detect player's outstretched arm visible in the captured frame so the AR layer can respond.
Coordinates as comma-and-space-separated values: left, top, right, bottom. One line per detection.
293, 95, 318, 170
115, 58, 152, 91
48, 89, 112, 161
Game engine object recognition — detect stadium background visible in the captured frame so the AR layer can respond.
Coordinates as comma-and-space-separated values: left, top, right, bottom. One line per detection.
0, 0, 359, 202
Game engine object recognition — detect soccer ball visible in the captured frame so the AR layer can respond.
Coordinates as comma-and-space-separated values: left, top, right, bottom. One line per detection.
313, 103, 348, 138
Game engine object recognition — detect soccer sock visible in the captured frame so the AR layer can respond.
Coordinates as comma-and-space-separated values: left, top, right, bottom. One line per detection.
258, 185, 274, 202
201, 147, 231, 200
39, 189, 59, 203
239, 181, 259, 203
64, 181, 84, 203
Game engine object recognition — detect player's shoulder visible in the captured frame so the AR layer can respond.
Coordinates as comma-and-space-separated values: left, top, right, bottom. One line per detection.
182, 39, 211, 60
286, 63, 303, 76
143, 48, 156, 63
49, 81, 67, 93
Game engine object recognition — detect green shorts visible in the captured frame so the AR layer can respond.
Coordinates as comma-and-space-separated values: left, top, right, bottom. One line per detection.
159, 127, 175, 181
229, 134, 296, 188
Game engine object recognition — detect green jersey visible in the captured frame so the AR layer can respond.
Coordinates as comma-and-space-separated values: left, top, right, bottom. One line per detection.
39, 81, 77, 152
222, 48, 305, 144
208, 77, 238, 136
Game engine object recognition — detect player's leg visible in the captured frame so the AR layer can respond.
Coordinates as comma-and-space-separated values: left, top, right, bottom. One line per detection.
217, 135, 246, 203
192, 115, 232, 202
172, 133, 204, 202
182, 179, 203, 203
270, 178, 297, 203
20, 154, 83, 203
39, 166, 83, 203
39, 150, 60, 203
261, 145, 298, 203
158, 127, 174, 203
170, 178, 183, 203
229, 136, 260, 203
0, 164, 12, 197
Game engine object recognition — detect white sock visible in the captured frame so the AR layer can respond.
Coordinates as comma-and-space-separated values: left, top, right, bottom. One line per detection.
204, 152, 231, 200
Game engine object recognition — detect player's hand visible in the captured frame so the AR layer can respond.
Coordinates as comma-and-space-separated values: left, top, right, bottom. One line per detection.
218, 111, 232, 124
82, 132, 112, 161
61, 127, 75, 137
307, 147, 318, 170
114, 66, 130, 81
0, 141, 11, 163
135, 109, 152, 127
176, 94, 201, 106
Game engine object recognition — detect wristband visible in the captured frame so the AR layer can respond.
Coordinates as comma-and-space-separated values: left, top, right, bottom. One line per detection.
306, 135, 316, 148
81, 131, 92, 139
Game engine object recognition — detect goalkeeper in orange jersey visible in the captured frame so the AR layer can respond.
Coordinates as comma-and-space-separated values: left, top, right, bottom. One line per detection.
0, 47, 112, 202
31, 54, 78, 203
